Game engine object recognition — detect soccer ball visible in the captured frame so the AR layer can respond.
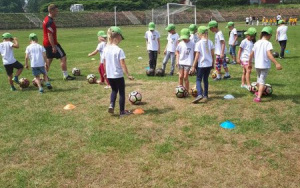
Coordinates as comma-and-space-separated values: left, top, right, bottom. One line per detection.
87, 74, 97, 84
190, 85, 198, 97
19, 78, 30, 88
32, 78, 44, 87
155, 68, 165, 76
175, 85, 188, 98
225, 57, 230, 63
146, 68, 155, 76
263, 84, 273, 96
128, 91, 142, 105
72, 67, 81, 76
249, 82, 258, 93
272, 52, 279, 58
211, 70, 217, 79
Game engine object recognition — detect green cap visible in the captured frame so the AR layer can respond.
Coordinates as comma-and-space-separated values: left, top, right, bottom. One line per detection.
244, 27, 257, 36
179, 28, 190, 40
208, 20, 218, 28
226, 22, 234, 28
197, 26, 209, 34
148, 22, 155, 30
261, 26, 273, 35
189, 24, 197, 32
97, 30, 107, 38
29, 33, 38, 40
165, 24, 175, 32
278, 20, 285, 25
110, 26, 124, 40
2, 32, 13, 39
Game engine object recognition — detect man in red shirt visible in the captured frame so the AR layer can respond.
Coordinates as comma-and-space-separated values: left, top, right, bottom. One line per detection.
43, 4, 75, 80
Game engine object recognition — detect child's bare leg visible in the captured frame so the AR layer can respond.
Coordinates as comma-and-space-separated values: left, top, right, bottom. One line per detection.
224, 67, 229, 73
184, 70, 190, 91
8, 75, 14, 86
35, 75, 42, 88
257, 83, 264, 98
245, 66, 251, 87
43, 73, 49, 82
15, 68, 23, 77
179, 68, 184, 86
242, 68, 246, 86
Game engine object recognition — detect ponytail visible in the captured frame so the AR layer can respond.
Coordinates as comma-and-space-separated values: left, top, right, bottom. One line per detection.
107, 28, 120, 45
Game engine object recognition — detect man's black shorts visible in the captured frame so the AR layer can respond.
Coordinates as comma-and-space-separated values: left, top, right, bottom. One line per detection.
4, 61, 24, 76
45, 43, 66, 59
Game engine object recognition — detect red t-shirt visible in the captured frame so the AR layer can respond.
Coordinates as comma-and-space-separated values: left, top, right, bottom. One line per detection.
43, 16, 58, 47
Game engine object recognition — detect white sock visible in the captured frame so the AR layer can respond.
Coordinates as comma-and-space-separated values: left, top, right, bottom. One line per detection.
225, 72, 230, 76
63, 71, 68, 77
217, 74, 221, 79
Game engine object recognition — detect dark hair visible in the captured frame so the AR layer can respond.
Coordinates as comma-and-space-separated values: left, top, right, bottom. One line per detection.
252, 34, 257, 43
260, 32, 271, 39
48, 4, 58, 12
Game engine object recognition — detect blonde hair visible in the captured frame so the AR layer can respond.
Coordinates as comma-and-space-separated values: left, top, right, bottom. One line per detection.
48, 4, 58, 12
198, 31, 209, 54
107, 28, 121, 45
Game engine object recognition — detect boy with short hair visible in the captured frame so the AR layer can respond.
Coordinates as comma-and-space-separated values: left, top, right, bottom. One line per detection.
145, 22, 160, 71
0, 33, 23, 91
208, 20, 230, 80
162, 24, 179, 75
25, 33, 52, 93
226, 22, 238, 64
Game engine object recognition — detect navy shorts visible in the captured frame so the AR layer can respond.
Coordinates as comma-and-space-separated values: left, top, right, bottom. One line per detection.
32, 66, 47, 76
4, 61, 23, 76
45, 43, 66, 59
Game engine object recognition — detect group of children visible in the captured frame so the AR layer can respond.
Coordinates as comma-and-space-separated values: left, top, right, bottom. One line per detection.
0, 32, 52, 93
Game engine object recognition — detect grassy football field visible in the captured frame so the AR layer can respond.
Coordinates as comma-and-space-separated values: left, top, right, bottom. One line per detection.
0, 22, 300, 187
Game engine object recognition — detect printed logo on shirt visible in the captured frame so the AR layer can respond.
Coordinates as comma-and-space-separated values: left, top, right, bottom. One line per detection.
152, 35, 156, 40
171, 38, 175, 44
185, 48, 191, 55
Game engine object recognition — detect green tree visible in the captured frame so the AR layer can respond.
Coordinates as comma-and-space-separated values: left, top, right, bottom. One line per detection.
0, 0, 24, 13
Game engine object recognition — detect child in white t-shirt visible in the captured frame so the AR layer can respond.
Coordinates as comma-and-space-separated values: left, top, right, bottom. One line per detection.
176, 28, 195, 92
88, 30, 110, 88
237, 27, 257, 90
145, 22, 160, 70
103, 26, 134, 116
25, 33, 52, 93
0, 32, 23, 91
249, 26, 282, 103
162, 24, 179, 75
276, 20, 288, 59
226, 22, 238, 64
208, 20, 230, 80
191, 26, 214, 103
189, 24, 199, 43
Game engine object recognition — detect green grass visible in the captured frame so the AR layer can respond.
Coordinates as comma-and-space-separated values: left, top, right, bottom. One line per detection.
0, 23, 300, 187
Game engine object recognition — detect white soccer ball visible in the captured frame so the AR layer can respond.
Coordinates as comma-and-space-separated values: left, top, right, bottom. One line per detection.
129, 91, 142, 105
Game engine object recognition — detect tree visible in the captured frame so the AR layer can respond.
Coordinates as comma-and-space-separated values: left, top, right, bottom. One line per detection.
0, 0, 24, 13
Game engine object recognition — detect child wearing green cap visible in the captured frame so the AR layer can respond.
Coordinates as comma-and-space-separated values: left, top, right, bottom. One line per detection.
176, 28, 195, 92
0, 32, 23, 91
189, 24, 199, 43
145, 22, 160, 70
249, 26, 282, 103
237, 27, 257, 90
25, 33, 52, 93
103, 26, 134, 116
162, 24, 179, 76
226, 22, 238, 64
191, 26, 215, 103
88, 30, 110, 88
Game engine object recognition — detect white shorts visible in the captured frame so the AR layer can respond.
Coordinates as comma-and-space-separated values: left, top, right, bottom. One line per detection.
256, 68, 269, 85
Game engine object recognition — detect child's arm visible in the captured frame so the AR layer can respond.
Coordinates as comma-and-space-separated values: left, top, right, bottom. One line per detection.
233, 34, 238, 46
237, 47, 242, 64
276, 30, 279, 41
42, 51, 48, 70
88, 49, 98, 57
175, 50, 179, 67
249, 51, 254, 69
267, 50, 282, 70
25, 53, 29, 69
145, 39, 148, 51
158, 38, 161, 54
120, 59, 134, 80
191, 52, 199, 73
164, 43, 168, 55
220, 40, 225, 59
12, 37, 19, 48
211, 49, 215, 69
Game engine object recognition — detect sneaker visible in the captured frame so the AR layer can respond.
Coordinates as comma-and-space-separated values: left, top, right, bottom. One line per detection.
169, 72, 174, 76
11, 86, 16, 91
202, 96, 208, 103
223, 75, 231, 79
120, 110, 132, 117
213, 78, 221, 81
108, 104, 114, 114
12, 76, 20, 84
192, 95, 203, 103
253, 97, 261, 103
39, 88, 44, 94
104, 85, 111, 89
241, 84, 246, 88
63, 75, 76, 80
46, 83, 52, 90
230, 61, 237, 65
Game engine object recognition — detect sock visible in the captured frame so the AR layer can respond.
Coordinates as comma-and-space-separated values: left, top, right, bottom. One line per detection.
14, 76, 18, 80
63, 71, 68, 78
225, 72, 230, 76
217, 74, 221, 79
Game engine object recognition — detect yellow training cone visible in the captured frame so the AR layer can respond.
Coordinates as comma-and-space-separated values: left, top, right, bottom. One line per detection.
63, 104, 76, 110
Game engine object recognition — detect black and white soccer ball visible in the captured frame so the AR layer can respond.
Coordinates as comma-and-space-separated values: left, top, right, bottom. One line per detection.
87, 74, 97, 84
72, 67, 81, 76
128, 91, 142, 105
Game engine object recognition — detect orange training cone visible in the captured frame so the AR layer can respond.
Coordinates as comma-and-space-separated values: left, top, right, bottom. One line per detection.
133, 108, 145, 115
63, 104, 76, 110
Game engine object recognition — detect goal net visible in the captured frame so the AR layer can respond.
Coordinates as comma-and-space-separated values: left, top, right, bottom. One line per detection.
145, 3, 196, 36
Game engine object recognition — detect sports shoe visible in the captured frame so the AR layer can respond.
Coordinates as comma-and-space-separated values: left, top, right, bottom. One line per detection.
108, 104, 114, 114
230, 61, 237, 65
104, 85, 111, 89
11, 86, 16, 91
63, 75, 76, 80
169, 72, 174, 76
192, 95, 203, 103
202, 96, 208, 103
213, 78, 221, 81
120, 110, 132, 117
223, 75, 231, 79
46, 83, 52, 89
12, 76, 20, 84
39, 88, 44, 94
253, 97, 261, 103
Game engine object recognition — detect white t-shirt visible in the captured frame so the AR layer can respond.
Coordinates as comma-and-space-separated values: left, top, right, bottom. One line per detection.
239, 38, 254, 62
195, 39, 214, 68
145, 30, 160, 51
166, 33, 179, 52
103, 44, 126, 79
25, 43, 46, 67
229, 28, 238, 45
176, 40, 195, 66
246, 17, 249, 22
96, 41, 106, 63
277, 25, 288, 41
190, 33, 199, 44
0, 41, 16, 65
276, 15, 282, 21
252, 39, 273, 69
214, 31, 227, 55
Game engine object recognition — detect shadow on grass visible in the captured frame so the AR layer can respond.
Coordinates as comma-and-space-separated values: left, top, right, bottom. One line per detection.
126, 82, 143, 87
282, 56, 300, 59
51, 87, 80, 93
145, 107, 174, 115
271, 94, 300, 104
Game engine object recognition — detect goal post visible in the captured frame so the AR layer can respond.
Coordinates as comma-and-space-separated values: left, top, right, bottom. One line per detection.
167, 3, 196, 25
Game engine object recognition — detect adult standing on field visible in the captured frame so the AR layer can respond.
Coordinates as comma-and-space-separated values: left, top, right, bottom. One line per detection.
276, 20, 288, 59
276, 13, 282, 25
43, 4, 75, 80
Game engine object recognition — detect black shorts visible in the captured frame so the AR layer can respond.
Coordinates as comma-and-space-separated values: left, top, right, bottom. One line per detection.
45, 43, 66, 59
4, 61, 23, 76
